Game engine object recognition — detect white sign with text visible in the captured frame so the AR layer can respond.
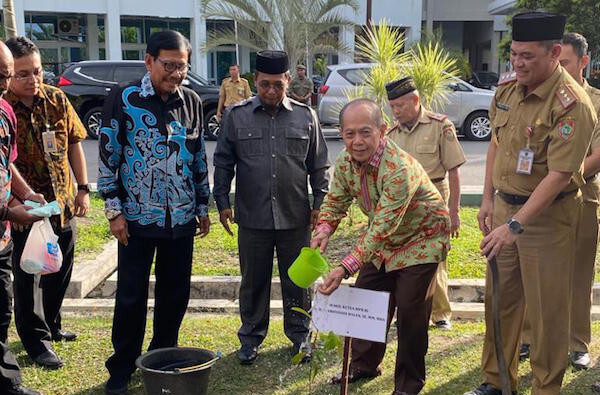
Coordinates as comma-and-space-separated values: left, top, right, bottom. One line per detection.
312, 286, 390, 343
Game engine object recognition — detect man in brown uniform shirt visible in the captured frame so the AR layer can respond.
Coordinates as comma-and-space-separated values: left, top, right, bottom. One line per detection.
216, 64, 251, 122
465, 12, 597, 395
288, 65, 313, 105
520, 32, 600, 370
386, 77, 466, 330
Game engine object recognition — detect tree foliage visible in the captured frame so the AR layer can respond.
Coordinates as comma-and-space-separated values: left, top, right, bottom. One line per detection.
201, 0, 359, 71
344, 20, 459, 121
498, 0, 600, 61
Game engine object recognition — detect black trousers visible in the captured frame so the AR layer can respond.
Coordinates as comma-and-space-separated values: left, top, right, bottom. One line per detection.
11, 221, 75, 359
237, 226, 311, 347
351, 262, 438, 394
105, 235, 194, 380
0, 243, 21, 389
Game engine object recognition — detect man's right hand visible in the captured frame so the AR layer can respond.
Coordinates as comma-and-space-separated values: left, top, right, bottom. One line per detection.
219, 209, 235, 236
310, 232, 330, 253
216, 112, 222, 123
110, 215, 130, 246
7, 205, 42, 226
477, 197, 494, 236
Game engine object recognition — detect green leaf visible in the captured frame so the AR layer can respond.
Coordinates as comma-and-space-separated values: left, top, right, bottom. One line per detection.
290, 307, 312, 320
291, 351, 306, 365
321, 331, 342, 352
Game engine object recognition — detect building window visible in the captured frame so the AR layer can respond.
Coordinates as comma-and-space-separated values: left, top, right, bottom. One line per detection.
121, 19, 143, 44
123, 50, 143, 60
145, 19, 169, 41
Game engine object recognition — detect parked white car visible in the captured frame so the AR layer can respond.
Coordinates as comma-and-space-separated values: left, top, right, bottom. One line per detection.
317, 63, 495, 141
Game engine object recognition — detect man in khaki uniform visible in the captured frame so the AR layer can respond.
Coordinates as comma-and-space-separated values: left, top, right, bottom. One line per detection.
216, 64, 251, 122
386, 77, 466, 330
520, 32, 600, 370
465, 12, 597, 395
288, 65, 313, 105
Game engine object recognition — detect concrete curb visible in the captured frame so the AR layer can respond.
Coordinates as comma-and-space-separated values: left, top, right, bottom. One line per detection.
59, 299, 600, 322
65, 240, 118, 298
90, 275, 600, 306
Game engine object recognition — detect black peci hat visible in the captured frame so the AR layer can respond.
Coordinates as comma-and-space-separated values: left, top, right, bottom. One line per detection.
512, 12, 566, 42
386, 77, 417, 100
256, 50, 289, 74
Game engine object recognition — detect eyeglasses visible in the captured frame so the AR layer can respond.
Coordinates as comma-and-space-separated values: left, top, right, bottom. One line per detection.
14, 68, 43, 81
257, 80, 286, 91
156, 59, 189, 74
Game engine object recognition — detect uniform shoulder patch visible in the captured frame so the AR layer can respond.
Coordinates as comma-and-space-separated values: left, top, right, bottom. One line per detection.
498, 71, 517, 86
556, 83, 578, 109
558, 118, 575, 141
427, 112, 448, 122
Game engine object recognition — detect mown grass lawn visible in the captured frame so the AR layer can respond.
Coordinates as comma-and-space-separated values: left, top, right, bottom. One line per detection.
82, 200, 600, 282
191, 206, 489, 278
73, 193, 112, 262
14, 315, 600, 395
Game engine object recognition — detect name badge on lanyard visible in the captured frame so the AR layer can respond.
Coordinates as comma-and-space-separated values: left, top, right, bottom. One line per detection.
42, 123, 58, 154
516, 126, 534, 175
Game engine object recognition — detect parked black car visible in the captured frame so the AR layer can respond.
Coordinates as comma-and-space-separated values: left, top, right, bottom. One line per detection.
468, 71, 499, 90
57, 60, 221, 140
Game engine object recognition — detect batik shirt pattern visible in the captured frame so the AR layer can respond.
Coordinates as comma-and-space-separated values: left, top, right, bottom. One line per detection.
316, 138, 450, 274
98, 73, 209, 238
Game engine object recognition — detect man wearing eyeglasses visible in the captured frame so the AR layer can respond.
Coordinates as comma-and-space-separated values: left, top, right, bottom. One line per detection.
98, 30, 210, 395
214, 50, 330, 365
4, 36, 89, 371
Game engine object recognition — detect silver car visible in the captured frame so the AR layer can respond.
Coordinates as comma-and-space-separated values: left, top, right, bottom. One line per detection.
317, 63, 494, 141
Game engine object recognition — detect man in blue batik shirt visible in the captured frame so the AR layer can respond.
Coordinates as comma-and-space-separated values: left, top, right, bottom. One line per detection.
97, 30, 210, 395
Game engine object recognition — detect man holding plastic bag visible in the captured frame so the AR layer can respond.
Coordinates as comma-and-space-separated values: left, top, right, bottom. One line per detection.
5, 37, 90, 370
0, 41, 47, 395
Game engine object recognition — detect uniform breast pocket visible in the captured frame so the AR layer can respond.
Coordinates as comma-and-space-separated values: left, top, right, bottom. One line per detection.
285, 127, 309, 157
415, 144, 439, 169
237, 128, 264, 157
492, 111, 509, 142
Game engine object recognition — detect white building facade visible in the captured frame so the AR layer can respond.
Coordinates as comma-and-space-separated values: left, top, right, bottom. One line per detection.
3, 0, 509, 82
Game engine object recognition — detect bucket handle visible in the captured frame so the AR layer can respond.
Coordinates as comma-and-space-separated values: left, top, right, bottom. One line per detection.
174, 352, 222, 373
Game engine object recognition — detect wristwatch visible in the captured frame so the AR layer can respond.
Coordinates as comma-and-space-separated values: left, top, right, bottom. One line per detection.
77, 184, 91, 193
507, 218, 524, 234
340, 265, 351, 280
105, 209, 122, 221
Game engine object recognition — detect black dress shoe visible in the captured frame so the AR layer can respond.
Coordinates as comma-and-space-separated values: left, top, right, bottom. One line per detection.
33, 350, 64, 369
51, 330, 77, 342
463, 383, 516, 395
105, 375, 128, 395
6, 384, 42, 395
292, 342, 312, 364
519, 343, 530, 361
237, 345, 258, 365
434, 320, 452, 330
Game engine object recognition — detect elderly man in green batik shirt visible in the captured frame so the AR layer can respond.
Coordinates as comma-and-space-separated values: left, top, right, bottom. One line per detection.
313, 98, 450, 395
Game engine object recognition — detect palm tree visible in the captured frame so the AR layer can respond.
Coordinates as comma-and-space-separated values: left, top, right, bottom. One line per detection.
345, 19, 459, 122
2, 0, 18, 39
201, 0, 359, 71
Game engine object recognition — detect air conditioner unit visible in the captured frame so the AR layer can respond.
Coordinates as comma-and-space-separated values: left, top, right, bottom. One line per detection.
57, 18, 79, 35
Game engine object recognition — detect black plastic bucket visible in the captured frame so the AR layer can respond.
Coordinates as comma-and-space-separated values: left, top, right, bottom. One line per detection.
135, 347, 216, 395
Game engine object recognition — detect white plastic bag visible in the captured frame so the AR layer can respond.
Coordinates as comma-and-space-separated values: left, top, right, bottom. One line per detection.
20, 218, 62, 275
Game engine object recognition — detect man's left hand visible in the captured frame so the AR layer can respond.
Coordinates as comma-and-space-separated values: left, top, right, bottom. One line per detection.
310, 209, 320, 231
480, 223, 516, 259
196, 215, 210, 238
450, 211, 460, 238
74, 190, 90, 217
318, 266, 345, 295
